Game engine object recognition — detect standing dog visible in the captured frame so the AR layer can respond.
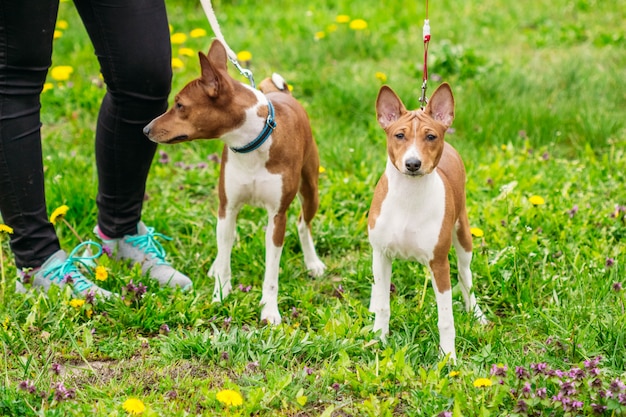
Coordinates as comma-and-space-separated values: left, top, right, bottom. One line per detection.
144, 40, 326, 324
368, 83, 486, 360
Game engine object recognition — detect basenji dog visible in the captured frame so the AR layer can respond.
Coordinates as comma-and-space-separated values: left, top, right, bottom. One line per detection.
143, 40, 326, 324
368, 83, 487, 361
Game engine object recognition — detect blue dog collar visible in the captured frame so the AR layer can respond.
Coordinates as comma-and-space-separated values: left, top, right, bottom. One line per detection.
230, 100, 277, 154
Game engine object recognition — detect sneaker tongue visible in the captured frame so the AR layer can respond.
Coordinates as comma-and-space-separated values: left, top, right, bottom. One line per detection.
42, 250, 68, 268
137, 221, 148, 235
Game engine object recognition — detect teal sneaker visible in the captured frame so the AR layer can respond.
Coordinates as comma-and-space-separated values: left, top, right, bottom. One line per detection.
95, 222, 192, 290
16, 241, 112, 298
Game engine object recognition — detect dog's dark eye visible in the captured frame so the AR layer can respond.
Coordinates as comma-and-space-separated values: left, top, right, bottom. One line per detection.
426, 134, 437, 141
175, 102, 184, 111
394, 133, 405, 140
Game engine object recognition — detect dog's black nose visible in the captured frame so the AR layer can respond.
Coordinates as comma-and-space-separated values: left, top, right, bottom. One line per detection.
142, 124, 151, 137
405, 158, 422, 173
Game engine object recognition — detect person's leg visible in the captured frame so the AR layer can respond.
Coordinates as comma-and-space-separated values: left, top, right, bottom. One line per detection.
0, 0, 61, 269
72, 0, 172, 238
75, 0, 191, 289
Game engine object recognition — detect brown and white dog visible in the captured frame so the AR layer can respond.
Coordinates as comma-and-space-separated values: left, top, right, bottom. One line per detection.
368, 83, 487, 361
144, 40, 326, 324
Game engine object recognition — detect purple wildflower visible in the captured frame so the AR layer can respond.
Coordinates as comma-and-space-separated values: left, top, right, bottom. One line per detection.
618, 393, 626, 406
160, 323, 170, 335
585, 356, 602, 369
591, 403, 607, 414
51, 363, 62, 375
569, 367, 585, 380
438, 412, 452, 417
531, 362, 548, 375
247, 361, 259, 371
61, 273, 73, 285
85, 290, 95, 305
521, 382, 532, 397
609, 378, 625, 393
221, 351, 229, 360
567, 205, 579, 218
102, 245, 113, 257
223, 316, 232, 326
536, 387, 547, 398
571, 400, 584, 410
158, 150, 170, 164
542, 151, 550, 160
331, 382, 340, 391
52, 382, 75, 402
613, 282, 623, 292
490, 363, 508, 377
238, 284, 251, 293
560, 380, 577, 396
606, 257, 615, 268
515, 366, 530, 379
590, 378, 603, 390
515, 399, 528, 413
18, 380, 36, 394
291, 306, 300, 318
304, 366, 314, 376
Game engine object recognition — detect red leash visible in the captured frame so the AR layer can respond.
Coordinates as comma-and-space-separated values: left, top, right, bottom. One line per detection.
419, 0, 430, 109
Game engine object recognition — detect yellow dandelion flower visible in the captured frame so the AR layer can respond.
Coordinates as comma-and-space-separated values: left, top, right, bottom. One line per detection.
296, 395, 307, 406
56, 20, 69, 30
190, 28, 207, 38
470, 227, 484, 237
375, 71, 387, 82
2, 316, 9, 330
473, 377, 493, 388
216, 389, 243, 407
349, 19, 368, 30
170, 32, 187, 44
314, 31, 326, 40
43, 83, 54, 93
319, 166, 326, 174
95, 266, 108, 282
449, 371, 460, 377
122, 398, 146, 415
529, 195, 545, 206
327, 24, 338, 33
50, 205, 69, 225
178, 47, 194, 57
50, 66, 74, 81
69, 299, 85, 309
336, 15, 350, 23
501, 144, 507, 150
85, 309, 93, 319
237, 50, 252, 62
0, 224, 13, 234
171, 58, 184, 69
53, 30, 63, 39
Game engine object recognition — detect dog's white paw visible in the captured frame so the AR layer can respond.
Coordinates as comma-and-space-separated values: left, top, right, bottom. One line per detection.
260, 304, 282, 325
306, 259, 326, 277
209, 268, 232, 303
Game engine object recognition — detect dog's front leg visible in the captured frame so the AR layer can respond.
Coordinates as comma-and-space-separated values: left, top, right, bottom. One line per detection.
429, 260, 457, 362
209, 207, 239, 302
260, 211, 287, 324
370, 248, 392, 339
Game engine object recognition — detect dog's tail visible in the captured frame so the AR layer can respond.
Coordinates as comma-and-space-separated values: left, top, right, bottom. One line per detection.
259, 73, 292, 96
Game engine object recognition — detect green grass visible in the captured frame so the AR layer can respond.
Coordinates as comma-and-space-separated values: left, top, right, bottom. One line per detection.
1, 0, 626, 415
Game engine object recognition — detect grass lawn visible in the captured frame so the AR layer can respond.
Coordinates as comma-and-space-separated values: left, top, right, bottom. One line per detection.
1, 0, 625, 415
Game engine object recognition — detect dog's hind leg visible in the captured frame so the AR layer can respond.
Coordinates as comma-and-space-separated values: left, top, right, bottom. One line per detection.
453, 211, 487, 324
296, 156, 326, 277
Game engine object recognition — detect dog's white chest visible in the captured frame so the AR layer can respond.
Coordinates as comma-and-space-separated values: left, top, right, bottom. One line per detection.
223, 149, 283, 210
369, 166, 446, 263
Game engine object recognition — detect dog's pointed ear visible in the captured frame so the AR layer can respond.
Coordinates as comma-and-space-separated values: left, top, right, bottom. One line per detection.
199, 40, 231, 98
376, 86, 406, 129
199, 50, 219, 97
424, 83, 454, 129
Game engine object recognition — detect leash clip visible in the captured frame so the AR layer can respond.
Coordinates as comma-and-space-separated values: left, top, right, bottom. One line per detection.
230, 58, 256, 88
419, 79, 428, 110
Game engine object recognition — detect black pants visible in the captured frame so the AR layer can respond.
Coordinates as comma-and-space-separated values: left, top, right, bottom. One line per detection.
0, 0, 172, 268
